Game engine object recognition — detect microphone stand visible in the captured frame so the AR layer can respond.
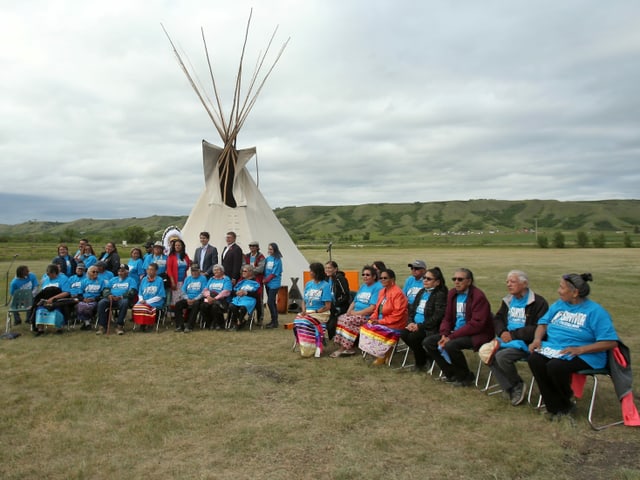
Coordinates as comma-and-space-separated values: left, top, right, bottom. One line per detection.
4, 254, 19, 306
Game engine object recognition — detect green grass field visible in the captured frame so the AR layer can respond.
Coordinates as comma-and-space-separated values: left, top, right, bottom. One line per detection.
1, 247, 639, 479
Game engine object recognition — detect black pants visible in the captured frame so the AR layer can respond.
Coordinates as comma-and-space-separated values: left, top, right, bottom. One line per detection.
228, 304, 248, 328
199, 299, 227, 329
400, 327, 436, 367
423, 334, 474, 380
528, 352, 590, 414
174, 299, 201, 330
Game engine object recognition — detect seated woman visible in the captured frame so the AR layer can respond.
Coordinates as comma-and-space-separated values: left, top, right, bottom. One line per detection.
331, 265, 382, 358
98, 242, 121, 276
227, 265, 260, 330
79, 243, 97, 269
52, 243, 77, 277
132, 263, 166, 331
293, 262, 333, 357
30, 264, 71, 334
199, 264, 233, 330
127, 247, 145, 285
76, 266, 105, 330
9, 265, 39, 325
528, 273, 619, 420
401, 267, 447, 371
359, 268, 408, 366
324, 260, 351, 340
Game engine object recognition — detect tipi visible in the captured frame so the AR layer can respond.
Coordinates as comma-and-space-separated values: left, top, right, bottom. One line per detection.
162, 13, 308, 285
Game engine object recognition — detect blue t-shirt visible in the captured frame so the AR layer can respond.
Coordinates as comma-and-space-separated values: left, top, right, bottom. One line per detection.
128, 258, 145, 282
304, 280, 332, 311
538, 298, 618, 369
41, 273, 70, 292
231, 279, 260, 314
107, 276, 138, 297
68, 274, 85, 296
182, 275, 207, 300
81, 254, 97, 269
206, 275, 233, 296
403, 276, 423, 305
264, 256, 283, 289
10, 273, 39, 295
138, 276, 166, 307
506, 293, 528, 331
454, 292, 468, 331
80, 277, 104, 300
143, 254, 167, 275
97, 271, 114, 286
413, 290, 432, 324
353, 282, 383, 315
176, 257, 189, 282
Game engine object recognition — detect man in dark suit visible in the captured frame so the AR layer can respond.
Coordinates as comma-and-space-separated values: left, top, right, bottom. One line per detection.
193, 231, 218, 278
221, 231, 243, 285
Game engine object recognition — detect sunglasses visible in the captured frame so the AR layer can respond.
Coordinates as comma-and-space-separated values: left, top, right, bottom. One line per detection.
362, 273, 371, 276
423, 276, 435, 281
380, 276, 390, 280
452, 277, 468, 282
410, 266, 424, 270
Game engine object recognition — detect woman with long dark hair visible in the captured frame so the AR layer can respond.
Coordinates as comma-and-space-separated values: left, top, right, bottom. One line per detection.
263, 242, 283, 329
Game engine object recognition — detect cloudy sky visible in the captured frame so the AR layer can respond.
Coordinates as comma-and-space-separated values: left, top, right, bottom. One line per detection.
1, 0, 639, 225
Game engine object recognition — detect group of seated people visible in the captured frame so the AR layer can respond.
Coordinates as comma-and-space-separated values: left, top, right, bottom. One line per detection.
11, 231, 285, 335
293, 259, 621, 422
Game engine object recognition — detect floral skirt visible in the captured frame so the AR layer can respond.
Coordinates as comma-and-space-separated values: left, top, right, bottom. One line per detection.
334, 314, 368, 350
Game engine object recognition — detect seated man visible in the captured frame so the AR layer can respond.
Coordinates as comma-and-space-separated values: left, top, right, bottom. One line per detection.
96, 264, 138, 335
423, 268, 494, 386
489, 270, 548, 405
404, 260, 427, 306
174, 263, 207, 333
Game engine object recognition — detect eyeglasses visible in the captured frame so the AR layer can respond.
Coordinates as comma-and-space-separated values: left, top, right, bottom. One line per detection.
452, 277, 468, 282
380, 276, 390, 280
423, 276, 435, 281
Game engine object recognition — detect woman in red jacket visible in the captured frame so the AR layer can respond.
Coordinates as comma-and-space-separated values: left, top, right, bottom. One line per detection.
166, 239, 191, 307
359, 269, 409, 366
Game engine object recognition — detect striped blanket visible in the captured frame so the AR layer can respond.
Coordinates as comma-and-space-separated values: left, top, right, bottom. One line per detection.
293, 315, 327, 358
359, 323, 401, 358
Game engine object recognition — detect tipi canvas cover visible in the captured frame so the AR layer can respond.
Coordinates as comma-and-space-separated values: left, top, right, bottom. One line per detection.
181, 141, 308, 284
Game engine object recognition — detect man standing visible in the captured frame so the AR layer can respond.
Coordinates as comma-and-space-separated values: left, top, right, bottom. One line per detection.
221, 231, 243, 285
193, 231, 218, 278
404, 260, 427, 306
490, 270, 548, 406
244, 241, 266, 323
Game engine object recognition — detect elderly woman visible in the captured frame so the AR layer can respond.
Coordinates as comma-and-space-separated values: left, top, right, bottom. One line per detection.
423, 268, 494, 386
76, 266, 105, 331
331, 265, 382, 358
200, 264, 233, 330
227, 265, 261, 330
132, 263, 166, 331
400, 267, 448, 372
528, 273, 619, 420
359, 269, 409, 366
293, 262, 333, 357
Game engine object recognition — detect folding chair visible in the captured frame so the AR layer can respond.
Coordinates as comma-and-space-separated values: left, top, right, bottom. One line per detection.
576, 368, 624, 431
6, 289, 34, 332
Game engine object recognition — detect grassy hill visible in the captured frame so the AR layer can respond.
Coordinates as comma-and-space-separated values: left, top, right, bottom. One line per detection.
0, 199, 638, 247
